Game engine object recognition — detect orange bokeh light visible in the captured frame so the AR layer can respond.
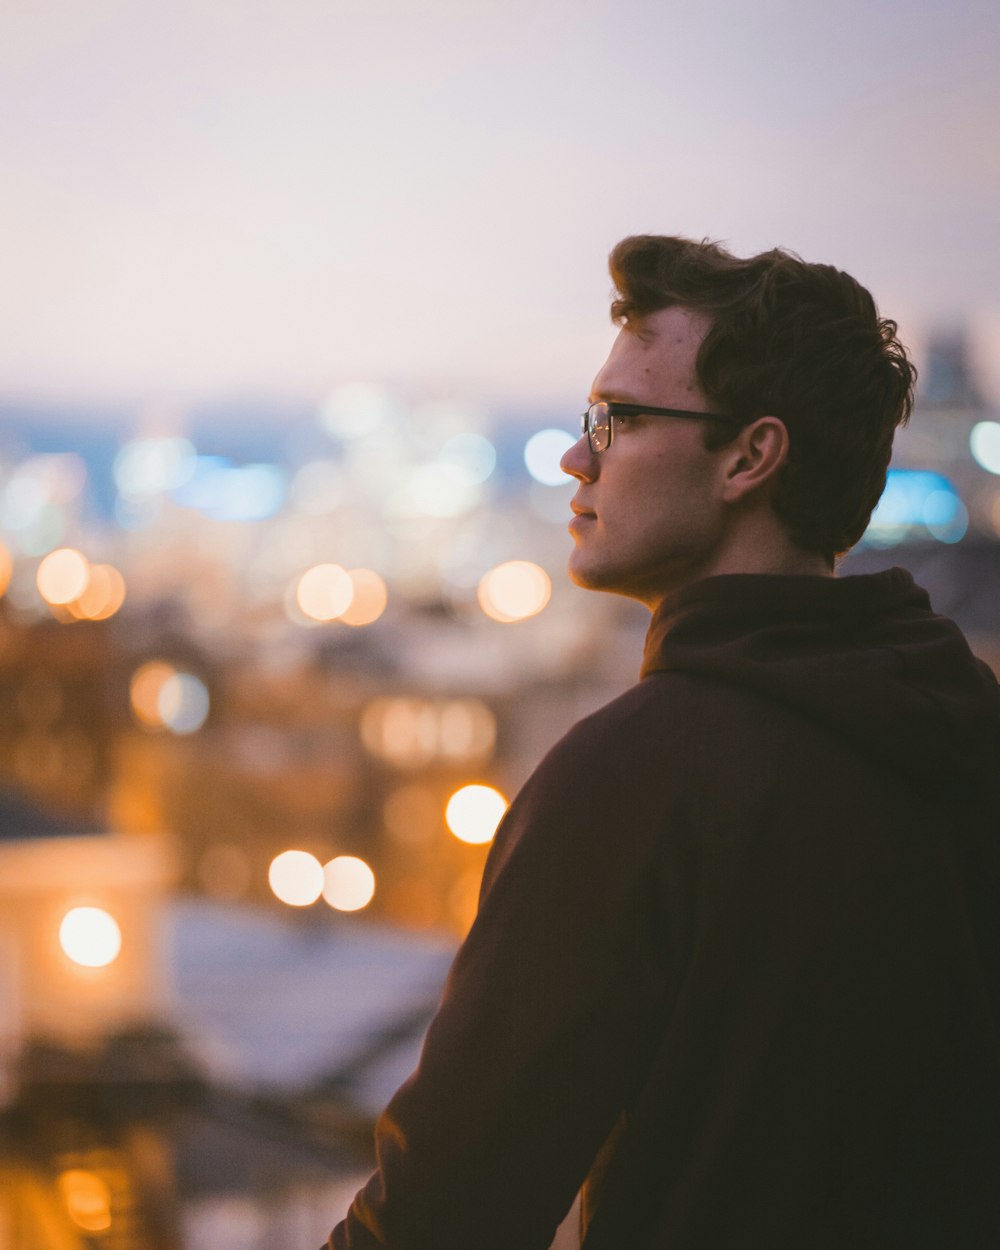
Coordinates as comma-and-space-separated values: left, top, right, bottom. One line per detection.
477, 560, 551, 622
37, 547, 90, 606
68, 563, 126, 620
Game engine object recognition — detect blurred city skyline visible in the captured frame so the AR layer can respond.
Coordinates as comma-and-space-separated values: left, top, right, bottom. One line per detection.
2, 0, 999, 413
2, 9, 999, 1236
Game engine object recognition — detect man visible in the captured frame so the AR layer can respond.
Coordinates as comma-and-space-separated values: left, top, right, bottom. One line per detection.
328, 236, 1000, 1248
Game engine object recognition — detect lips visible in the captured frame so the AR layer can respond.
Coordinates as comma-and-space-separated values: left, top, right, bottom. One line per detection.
569, 502, 596, 536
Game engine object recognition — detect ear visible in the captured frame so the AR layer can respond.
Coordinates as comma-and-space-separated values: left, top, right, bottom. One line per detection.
720, 416, 790, 505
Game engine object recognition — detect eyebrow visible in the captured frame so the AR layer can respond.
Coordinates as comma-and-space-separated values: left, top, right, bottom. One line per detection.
588, 391, 649, 406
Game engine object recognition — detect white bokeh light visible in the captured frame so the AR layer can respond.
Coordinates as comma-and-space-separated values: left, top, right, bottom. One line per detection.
477, 560, 552, 622
322, 855, 376, 911
320, 383, 399, 440
296, 563, 354, 621
114, 437, 196, 500
59, 907, 122, 968
524, 429, 575, 486
445, 784, 509, 845
158, 673, 210, 734
970, 422, 1000, 475
36, 547, 90, 605
269, 850, 324, 906
407, 463, 481, 518
439, 432, 497, 483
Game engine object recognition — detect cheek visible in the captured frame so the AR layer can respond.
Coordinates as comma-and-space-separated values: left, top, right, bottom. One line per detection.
632, 454, 687, 509
617, 475, 681, 542
625, 456, 716, 533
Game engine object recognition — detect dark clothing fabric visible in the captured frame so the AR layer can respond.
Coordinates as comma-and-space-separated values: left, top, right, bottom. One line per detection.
328, 568, 1000, 1249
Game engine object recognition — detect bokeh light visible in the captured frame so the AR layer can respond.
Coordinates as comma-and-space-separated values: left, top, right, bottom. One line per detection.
439, 432, 497, 483
268, 850, 324, 906
0, 542, 12, 597
59, 907, 122, 968
345, 430, 409, 497
4, 468, 48, 530
114, 436, 196, 500
438, 699, 497, 760
4, 457, 86, 557
322, 855, 376, 911
970, 421, 1000, 475
477, 560, 551, 622
340, 568, 388, 626
296, 563, 354, 621
524, 428, 576, 485
361, 698, 496, 767
406, 463, 480, 518
130, 662, 176, 728
320, 382, 398, 439
68, 563, 126, 620
158, 673, 210, 734
57, 1169, 113, 1233
865, 469, 966, 546
411, 399, 484, 443
36, 547, 90, 605
172, 459, 286, 521
445, 783, 508, 845
14, 501, 66, 557
361, 698, 438, 768
923, 490, 969, 543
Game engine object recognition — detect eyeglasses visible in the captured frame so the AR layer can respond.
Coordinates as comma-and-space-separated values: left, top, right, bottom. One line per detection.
581, 401, 748, 453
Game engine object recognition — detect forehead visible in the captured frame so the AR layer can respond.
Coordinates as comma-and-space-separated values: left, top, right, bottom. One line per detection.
595, 306, 712, 402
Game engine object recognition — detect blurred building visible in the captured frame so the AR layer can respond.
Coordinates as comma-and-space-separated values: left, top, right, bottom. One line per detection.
0, 797, 172, 1095
0, 789, 453, 1249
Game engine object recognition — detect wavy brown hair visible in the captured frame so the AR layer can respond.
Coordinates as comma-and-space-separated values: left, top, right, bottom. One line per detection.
608, 235, 917, 562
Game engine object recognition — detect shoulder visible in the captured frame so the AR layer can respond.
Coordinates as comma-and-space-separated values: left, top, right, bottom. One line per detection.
479, 673, 723, 890
535, 670, 728, 784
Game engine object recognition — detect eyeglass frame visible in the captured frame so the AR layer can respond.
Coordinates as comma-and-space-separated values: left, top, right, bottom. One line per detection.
581, 400, 750, 453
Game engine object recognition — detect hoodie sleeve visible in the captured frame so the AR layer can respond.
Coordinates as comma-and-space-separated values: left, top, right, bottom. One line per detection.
326, 687, 687, 1250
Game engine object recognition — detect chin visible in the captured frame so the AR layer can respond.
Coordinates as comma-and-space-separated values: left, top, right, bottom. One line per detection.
567, 551, 675, 608
567, 554, 629, 596
566, 551, 602, 590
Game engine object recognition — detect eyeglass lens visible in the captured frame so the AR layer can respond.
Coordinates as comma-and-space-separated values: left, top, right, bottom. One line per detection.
587, 403, 611, 452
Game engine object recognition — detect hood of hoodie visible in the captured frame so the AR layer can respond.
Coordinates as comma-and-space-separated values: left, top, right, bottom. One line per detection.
640, 567, 1000, 791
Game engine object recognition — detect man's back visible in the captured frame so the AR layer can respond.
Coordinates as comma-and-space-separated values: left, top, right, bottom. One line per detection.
331, 569, 1000, 1248
584, 609, 1000, 1245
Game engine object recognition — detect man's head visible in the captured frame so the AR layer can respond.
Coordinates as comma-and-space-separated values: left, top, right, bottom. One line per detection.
561, 234, 916, 605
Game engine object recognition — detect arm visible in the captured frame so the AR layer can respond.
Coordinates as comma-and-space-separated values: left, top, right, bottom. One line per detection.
327, 694, 685, 1249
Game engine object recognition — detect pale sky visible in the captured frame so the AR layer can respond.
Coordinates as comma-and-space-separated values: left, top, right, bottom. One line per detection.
2, 0, 998, 414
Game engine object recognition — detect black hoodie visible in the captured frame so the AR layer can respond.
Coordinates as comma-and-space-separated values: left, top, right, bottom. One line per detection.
329, 569, 1000, 1250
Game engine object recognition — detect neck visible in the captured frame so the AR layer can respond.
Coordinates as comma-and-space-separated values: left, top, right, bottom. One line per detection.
704, 503, 833, 577
644, 516, 832, 614
703, 544, 832, 580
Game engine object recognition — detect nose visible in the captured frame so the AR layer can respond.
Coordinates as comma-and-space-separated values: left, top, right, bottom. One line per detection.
560, 433, 597, 483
